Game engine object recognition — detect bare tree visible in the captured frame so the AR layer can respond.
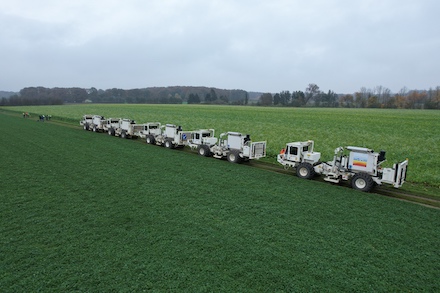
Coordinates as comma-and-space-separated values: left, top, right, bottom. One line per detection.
305, 83, 320, 106
339, 94, 354, 108
259, 93, 273, 106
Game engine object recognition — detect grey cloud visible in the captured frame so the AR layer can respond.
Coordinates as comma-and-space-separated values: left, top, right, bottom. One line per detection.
1, 0, 439, 93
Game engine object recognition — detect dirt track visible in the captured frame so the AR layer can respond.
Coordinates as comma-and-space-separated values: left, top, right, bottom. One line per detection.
248, 159, 440, 209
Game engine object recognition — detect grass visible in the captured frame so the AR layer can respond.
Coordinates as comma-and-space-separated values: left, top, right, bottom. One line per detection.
2, 104, 439, 192
1, 113, 439, 291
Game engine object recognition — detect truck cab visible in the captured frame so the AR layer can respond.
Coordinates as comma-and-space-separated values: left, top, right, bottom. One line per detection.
80, 115, 94, 130
190, 129, 218, 146
91, 115, 105, 132
277, 140, 321, 166
144, 122, 162, 136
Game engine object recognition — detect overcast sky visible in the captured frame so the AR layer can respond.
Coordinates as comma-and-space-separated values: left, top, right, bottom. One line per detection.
1, 0, 439, 94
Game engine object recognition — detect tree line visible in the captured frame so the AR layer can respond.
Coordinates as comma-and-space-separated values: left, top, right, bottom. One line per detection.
259, 84, 440, 109
0, 86, 248, 106
1, 84, 439, 109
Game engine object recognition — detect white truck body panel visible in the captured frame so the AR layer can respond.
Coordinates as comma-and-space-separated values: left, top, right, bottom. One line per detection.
90, 115, 105, 131
80, 115, 94, 126
136, 122, 162, 138
103, 118, 121, 131
120, 119, 135, 131
164, 124, 179, 138
146, 123, 162, 136
189, 129, 217, 146
92, 115, 104, 126
347, 149, 377, 173
226, 132, 243, 149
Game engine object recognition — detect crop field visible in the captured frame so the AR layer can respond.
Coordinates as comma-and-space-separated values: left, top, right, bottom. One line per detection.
2, 104, 439, 192
1, 113, 439, 291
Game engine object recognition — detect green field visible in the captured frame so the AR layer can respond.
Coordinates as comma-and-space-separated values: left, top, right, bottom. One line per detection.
2, 104, 439, 191
0, 113, 439, 291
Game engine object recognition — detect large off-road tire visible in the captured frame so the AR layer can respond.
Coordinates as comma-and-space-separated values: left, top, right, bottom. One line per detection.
108, 128, 115, 136
351, 173, 374, 192
164, 139, 174, 149
93, 125, 97, 132
197, 145, 211, 157
84, 123, 89, 131
121, 131, 126, 139
296, 162, 315, 179
146, 135, 155, 144
227, 150, 242, 163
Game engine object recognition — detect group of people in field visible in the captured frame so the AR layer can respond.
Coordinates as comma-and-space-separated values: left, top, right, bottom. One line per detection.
38, 114, 52, 122
22, 112, 52, 121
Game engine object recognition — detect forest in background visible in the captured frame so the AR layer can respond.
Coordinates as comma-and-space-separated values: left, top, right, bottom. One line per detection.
1, 84, 439, 109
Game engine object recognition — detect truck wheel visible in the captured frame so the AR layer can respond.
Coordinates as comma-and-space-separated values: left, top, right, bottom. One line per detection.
164, 139, 174, 149
84, 123, 89, 131
108, 128, 115, 136
198, 145, 211, 157
121, 131, 126, 139
351, 173, 374, 192
93, 126, 97, 132
296, 163, 315, 179
227, 150, 242, 163
146, 135, 155, 144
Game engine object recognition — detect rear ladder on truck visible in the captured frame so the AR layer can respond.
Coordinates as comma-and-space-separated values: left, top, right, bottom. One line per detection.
248, 141, 267, 159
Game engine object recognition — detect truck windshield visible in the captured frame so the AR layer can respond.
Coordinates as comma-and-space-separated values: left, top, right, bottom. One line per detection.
289, 146, 298, 155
